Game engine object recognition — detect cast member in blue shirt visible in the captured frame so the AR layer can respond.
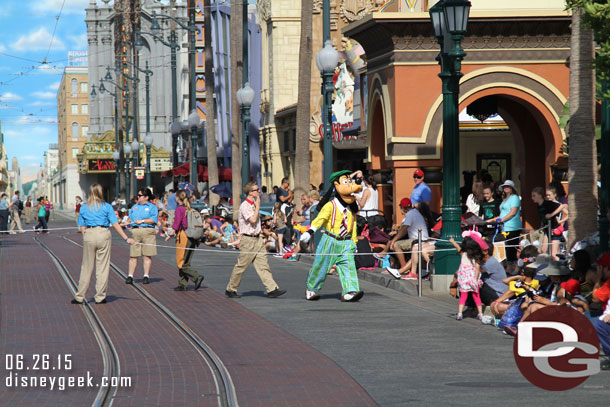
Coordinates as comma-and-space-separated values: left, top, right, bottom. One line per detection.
73, 184, 134, 304
410, 169, 431, 207
126, 188, 159, 285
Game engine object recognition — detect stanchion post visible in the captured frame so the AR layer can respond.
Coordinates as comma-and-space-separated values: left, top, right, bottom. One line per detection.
418, 228, 423, 297
547, 222, 552, 256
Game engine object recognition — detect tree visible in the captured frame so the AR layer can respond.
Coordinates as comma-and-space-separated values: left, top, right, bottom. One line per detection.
204, 0, 220, 206
294, 0, 313, 201
567, 7, 598, 246
230, 0, 243, 218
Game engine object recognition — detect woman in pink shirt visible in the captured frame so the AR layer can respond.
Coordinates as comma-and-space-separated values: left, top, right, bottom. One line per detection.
167, 190, 204, 291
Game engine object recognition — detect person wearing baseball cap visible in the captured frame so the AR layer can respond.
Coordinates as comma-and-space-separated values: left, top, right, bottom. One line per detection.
486, 179, 522, 265
410, 169, 431, 207
384, 197, 429, 279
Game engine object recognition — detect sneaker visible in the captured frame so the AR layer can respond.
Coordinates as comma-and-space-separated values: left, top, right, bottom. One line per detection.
305, 290, 320, 301
143, 276, 150, 284
286, 256, 297, 262
267, 288, 287, 298
273, 253, 284, 257
503, 326, 518, 337
386, 267, 401, 279
401, 272, 418, 280
194, 275, 204, 290
125, 275, 133, 284
174, 286, 187, 291
601, 360, 610, 371
456, 313, 463, 320
225, 290, 241, 298
481, 315, 494, 325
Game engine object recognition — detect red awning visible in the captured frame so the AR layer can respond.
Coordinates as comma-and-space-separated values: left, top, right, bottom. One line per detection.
161, 163, 232, 182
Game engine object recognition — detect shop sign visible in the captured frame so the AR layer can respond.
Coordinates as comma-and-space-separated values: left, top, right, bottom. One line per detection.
150, 158, 172, 172
88, 159, 116, 172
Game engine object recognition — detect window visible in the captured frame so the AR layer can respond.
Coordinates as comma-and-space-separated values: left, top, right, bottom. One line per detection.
80, 82, 88, 93
81, 126, 88, 139
72, 148, 79, 158
71, 78, 78, 95
71, 123, 78, 139
71, 104, 78, 114
81, 104, 88, 115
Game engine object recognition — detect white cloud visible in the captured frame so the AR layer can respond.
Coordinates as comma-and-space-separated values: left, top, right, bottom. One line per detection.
29, 0, 90, 15
21, 155, 39, 162
13, 115, 57, 125
13, 27, 66, 52
48, 81, 60, 90
68, 33, 87, 50
0, 92, 23, 102
37, 64, 64, 75
32, 91, 56, 99
0, 44, 5, 52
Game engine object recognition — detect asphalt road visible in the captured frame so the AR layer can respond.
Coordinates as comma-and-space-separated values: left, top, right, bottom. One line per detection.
145, 238, 608, 406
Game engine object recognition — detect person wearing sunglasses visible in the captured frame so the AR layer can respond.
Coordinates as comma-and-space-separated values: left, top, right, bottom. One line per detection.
410, 169, 431, 207
225, 182, 286, 299
125, 188, 159, 285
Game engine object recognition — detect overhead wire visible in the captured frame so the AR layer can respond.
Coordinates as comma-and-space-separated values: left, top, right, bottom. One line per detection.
44, 0, 68, 64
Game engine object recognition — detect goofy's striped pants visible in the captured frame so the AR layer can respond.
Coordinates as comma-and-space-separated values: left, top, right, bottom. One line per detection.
306, 233, 360, 295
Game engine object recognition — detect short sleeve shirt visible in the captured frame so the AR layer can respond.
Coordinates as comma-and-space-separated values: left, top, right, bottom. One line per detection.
276, 187, 289, 203
239, 199, 261, 235
401, 208, 429, 240
77, 203, 118, 227
209, 218, 223, 231
537, 200, 561, 229
410, 183, 431, 205
481, 257, 508, 296
499, 194, 522, 232
129, 202, 158, 228
166, 193, 177, 210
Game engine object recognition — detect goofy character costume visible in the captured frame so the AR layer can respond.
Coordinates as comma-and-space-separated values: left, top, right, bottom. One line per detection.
300, 170, 364, 302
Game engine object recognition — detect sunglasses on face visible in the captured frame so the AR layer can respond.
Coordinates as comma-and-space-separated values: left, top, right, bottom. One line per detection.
137, 194, 144, 197
413, 176, 422, 179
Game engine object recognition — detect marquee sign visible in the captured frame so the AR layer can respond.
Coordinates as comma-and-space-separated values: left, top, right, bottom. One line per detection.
88, 159, 116, 173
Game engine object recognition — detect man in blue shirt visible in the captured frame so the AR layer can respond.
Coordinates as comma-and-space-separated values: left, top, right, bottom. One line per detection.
126, 188, 159, 285
166, 189, 177, 229
410, 169, 431, 206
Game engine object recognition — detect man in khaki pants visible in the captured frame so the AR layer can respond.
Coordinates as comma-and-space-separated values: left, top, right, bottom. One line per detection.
126, 188, 158, 285
24, 196, 32, 224
225, 181, 286, 298
9, 191, 24, 234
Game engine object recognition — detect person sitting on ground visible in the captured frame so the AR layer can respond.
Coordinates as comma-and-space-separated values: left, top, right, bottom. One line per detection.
203, 229, 223, 246
490, 248, 543, 319
261, 215, 277, 252
465, 238, 508, 308
384, 198, 429, 279
221, 217, 239, 246
504, 260, 571, 336
571, 249, 598, 300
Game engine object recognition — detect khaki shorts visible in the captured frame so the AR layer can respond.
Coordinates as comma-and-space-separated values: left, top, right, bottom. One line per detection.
130, 227, 158, 257
208, 231, 222, 241
395, 238, 416, 252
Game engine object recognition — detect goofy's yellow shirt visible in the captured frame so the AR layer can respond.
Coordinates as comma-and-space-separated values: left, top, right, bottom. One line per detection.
310, 199, 358, 244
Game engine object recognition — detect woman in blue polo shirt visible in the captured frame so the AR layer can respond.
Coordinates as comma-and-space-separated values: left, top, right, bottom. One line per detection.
72, 184, 134, 305
486, 180, 522, 263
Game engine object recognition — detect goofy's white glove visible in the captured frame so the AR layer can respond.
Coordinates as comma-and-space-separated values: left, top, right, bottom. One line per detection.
300, 229, 314, 243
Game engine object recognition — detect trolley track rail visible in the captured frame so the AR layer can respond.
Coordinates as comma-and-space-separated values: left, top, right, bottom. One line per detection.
60, 235, 238, 407
35, 236, 120, 407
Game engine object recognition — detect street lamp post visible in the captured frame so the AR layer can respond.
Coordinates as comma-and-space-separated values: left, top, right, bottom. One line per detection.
316, 41, 339, 192
429, 0, 471, 283
188, 109, 201, 187
236, 83, 255, 199
600, 79, 610, 253
170, 120, 182, 169
113, 149, 120, 199
143, 132, 154, 188
124, 141, 132, 200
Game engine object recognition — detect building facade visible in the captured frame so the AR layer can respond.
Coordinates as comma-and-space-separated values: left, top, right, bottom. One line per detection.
56, 66, 89, 208
0, 122, 9, 194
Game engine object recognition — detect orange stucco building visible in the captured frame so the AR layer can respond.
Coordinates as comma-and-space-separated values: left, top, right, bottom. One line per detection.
344, 10, 570, 228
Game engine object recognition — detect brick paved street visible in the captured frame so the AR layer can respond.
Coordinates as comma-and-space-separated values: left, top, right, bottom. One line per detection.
1, 221, 609, 406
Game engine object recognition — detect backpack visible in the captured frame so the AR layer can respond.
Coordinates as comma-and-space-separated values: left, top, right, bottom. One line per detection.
185, 209, 205, 240
17, 200, 23, 211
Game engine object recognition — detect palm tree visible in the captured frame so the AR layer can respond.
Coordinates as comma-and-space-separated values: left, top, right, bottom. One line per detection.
204, 0, 219, 206
294, 0, 313, 200
568, 8, 598, 246
230, 0, 243, 218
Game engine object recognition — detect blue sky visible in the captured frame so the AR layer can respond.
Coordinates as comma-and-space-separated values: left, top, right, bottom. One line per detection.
0, 0, 90, 182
